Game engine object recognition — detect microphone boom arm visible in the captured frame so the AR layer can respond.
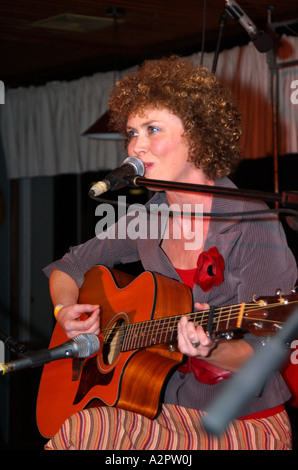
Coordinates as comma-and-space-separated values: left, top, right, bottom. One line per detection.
129, 175, 298, 207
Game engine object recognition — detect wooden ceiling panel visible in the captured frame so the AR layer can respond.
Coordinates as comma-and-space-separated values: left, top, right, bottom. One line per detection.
0, 0, 297, 87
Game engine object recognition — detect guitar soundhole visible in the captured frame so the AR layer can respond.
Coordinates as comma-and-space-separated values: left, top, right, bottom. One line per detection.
102, 318, 125, 365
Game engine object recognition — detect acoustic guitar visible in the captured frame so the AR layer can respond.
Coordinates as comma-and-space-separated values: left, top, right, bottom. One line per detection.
36, 265, 298, 438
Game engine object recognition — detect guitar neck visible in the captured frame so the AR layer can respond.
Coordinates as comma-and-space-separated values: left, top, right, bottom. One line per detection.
120, 303, 246, 351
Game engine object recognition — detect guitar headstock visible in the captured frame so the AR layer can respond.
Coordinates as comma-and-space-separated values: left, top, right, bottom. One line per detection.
241, 288, 298, 336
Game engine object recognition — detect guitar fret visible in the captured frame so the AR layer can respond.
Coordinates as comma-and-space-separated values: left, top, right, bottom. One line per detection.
122, 324, 131, 351
158, 318, 164, 343
157, 318, 163, 344
141, 321, 148, 348
163, 317, 175, 343
132, 323, 140, 349
200, 309, 208, 329
129, 323, 137, 350
155, 318, 161, 344
127, 323, 133, 350
169, 317, 177, 343
138, 324, 144, 348
216, 307, 223, 331
148, 319, 156, 345
225, 306, 231, 330
143, 319, 149, 347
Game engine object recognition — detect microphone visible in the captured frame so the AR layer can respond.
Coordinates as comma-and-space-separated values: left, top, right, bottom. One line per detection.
89, 157, 145, 197
225, 0, 274, 52
0, 333, 99, 375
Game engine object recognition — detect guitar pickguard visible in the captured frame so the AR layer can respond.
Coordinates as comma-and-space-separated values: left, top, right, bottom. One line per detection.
73, 356, 115, 405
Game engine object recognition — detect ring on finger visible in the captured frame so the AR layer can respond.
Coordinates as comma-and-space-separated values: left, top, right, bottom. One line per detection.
191, 340, 200, 348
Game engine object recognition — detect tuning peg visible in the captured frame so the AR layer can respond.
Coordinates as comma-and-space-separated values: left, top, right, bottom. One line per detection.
276, 289, 289, 304
252, 295, 267, 306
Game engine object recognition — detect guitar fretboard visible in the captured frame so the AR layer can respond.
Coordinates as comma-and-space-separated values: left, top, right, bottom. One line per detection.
120, 304, 245, 351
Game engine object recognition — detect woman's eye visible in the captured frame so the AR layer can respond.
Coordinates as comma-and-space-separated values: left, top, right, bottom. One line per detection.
127, 129, 138, 138
148, 126, 160, 134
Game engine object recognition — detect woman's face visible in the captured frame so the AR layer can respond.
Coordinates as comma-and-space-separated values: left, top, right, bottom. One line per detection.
126, 107, 197, 183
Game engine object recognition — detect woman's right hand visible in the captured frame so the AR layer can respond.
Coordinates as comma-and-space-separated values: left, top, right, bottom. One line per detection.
55, 304, 100, 339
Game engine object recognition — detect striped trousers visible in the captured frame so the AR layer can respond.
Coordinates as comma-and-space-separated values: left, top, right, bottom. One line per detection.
44, 404, 291, 450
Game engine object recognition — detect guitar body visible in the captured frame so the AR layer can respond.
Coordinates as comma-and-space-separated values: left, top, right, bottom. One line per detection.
36, 266, 192, 438
37, 265, 298, 439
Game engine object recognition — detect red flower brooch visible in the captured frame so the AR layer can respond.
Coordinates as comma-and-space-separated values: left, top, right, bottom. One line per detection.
194, 246, 225, 292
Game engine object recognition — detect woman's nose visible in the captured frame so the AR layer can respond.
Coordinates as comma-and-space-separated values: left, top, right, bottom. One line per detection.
129, 134, 148, 157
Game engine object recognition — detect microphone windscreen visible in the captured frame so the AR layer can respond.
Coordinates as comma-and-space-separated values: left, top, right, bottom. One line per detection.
73, 334, 100, 358
252, 31, 274, 53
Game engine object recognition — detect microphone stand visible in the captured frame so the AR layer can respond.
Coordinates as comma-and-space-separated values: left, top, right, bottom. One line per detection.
129, 175, 298, 207
212, 10, 229, 74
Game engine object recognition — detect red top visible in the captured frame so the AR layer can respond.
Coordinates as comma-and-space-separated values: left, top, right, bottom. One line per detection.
175, 267, 196, 289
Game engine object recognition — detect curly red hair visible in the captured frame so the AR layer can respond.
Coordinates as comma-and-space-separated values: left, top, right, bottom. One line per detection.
108, 56, 242, 180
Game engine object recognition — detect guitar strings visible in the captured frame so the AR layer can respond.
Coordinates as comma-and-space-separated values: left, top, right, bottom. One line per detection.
103, 300, 293, 338
102, 300, 297, 342
100, 299, 298, 352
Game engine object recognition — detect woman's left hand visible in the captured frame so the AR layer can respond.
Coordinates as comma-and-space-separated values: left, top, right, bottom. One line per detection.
177, 302, 216, 358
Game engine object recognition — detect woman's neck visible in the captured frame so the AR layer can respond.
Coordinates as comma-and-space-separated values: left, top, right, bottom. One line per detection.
165, 172, 215, 211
